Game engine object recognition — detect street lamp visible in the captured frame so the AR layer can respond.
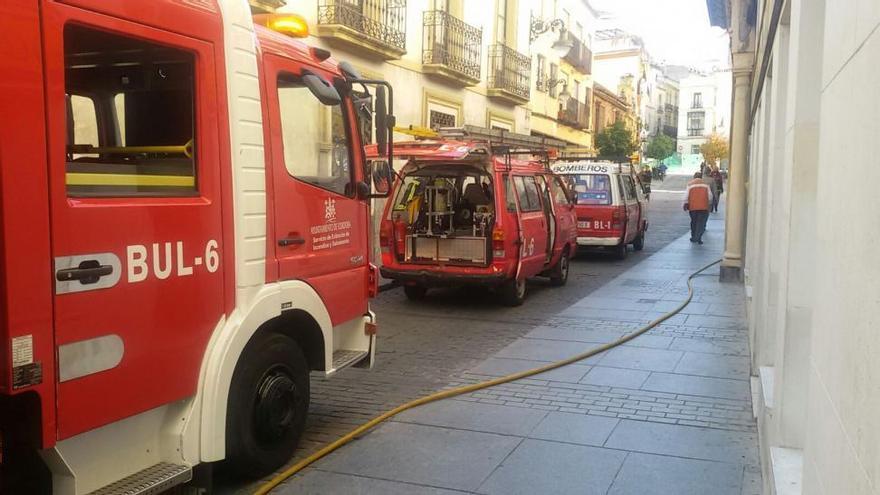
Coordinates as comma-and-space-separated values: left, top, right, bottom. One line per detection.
545, 79, 572, 104
529, 14, 574, 57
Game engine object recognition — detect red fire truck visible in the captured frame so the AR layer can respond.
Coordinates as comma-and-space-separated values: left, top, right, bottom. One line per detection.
0, 2, 393, 493
374, 127, 577, 306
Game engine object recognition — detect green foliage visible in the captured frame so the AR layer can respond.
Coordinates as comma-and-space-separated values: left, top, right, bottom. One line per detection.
700, 133, 730, 167
595, 121, 638, 158
646, 134, 676, 161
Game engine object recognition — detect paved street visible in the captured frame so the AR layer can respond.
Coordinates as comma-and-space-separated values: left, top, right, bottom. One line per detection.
222, 174, 760, 494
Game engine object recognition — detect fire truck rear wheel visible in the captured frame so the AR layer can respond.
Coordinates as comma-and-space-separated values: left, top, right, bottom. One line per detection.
226, 332, 309, 478
404, 285, 428, 300
549, 250, 570, 287
500, 277, 526, 306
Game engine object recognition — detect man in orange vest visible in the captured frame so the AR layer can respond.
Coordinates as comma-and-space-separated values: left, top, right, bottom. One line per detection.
685, 171, 712, 244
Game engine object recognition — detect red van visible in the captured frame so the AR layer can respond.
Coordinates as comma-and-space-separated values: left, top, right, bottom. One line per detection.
376, 127, 577, 306
551, 160, 649, 259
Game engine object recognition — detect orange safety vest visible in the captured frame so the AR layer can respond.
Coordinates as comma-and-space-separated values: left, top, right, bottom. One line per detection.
686, 179, 711, 211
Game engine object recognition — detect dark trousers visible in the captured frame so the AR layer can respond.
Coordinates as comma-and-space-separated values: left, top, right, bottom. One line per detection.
712, 192, 721, 212
690, 210, 709, 241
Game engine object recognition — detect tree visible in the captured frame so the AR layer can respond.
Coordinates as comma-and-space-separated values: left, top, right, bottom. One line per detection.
646, 134, 675, 161
700, 133, 730, 168
595, 121, 638, 158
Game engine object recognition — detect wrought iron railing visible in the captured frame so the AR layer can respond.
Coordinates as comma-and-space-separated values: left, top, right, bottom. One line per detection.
562, 32, 592, 74
422, 10, 482, 81
665, 103, 678, 114
487, 44, 531, 100
317, 0, 407, 53
687, 128, 703, 137
558, 99, 590, 130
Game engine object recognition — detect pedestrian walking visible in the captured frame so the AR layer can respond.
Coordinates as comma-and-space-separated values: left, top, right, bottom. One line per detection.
703, 170, 718, 214
685, 172, 712, 244
710, 168, 724, 212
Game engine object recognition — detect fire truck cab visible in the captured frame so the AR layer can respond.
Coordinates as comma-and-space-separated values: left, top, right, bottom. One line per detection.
551, 160, 649, 259
376, 127, 577, 306
0, 1, 393, 493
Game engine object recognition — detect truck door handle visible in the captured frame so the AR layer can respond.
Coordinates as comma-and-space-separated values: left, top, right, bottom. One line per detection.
278, 236, 306, 247
56, 261, 113, 284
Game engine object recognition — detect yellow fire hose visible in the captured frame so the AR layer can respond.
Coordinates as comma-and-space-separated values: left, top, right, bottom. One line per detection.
254, 258, 723, 494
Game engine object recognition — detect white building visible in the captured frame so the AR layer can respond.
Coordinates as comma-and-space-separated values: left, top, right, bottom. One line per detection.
644, 63, 680, 141
676, 69, 731, 170
712, 0, 880, 493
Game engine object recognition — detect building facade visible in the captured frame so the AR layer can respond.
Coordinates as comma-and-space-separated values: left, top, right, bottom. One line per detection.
710, 0, 880, 493
644, 63, 680, 141
591, 83, 636, 139
279, 0, 535, 136
528, 0, 597, 150
675, 69, 731, 171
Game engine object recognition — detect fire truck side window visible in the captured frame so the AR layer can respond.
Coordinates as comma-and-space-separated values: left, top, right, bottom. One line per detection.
64, 25, 197, 197
277, 72, 352, 197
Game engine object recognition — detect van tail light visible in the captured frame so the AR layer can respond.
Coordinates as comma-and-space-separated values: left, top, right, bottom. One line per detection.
379, 220, 392, 252
492, 228, 505, 258
612, 206, 626, 230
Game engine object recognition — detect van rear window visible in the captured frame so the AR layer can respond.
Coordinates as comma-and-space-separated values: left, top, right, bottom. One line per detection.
564, 174, 612, 205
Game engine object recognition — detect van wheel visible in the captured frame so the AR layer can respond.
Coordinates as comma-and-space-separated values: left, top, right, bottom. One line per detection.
226, 332, 309, 478
404, 285, 428, 301
614, 241, 628, 260
633, 232, 645, 251
500, 277, 526, 306
549, 250, 570, 287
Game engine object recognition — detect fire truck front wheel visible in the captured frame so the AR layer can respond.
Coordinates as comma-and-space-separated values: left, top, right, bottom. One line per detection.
226, 332, 310, 478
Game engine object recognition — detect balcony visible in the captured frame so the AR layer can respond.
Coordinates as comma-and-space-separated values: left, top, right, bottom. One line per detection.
422, 10, 482, 85
562, 32, 592, 74
316, 0, 407, 60
662, 124, 677, 138
558, 99, 590, 130
665, 103, 678, 114
687, 128, 704, 137
487, 44, 531, 104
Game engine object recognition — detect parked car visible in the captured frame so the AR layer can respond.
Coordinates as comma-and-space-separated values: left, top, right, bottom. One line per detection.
551, 160, 649, 259
375, 127, 578, 306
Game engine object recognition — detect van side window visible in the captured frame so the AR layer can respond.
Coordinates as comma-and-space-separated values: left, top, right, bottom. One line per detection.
622, 175, 638, 200
523, 176, 543, 211
551, 177, 571, 205
64, 25, 197, 197
277, 72, 352, 197
513, 176, 541, 212
503, 175, 517, 212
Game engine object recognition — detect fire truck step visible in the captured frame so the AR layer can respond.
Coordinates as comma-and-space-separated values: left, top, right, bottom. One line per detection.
87, 462, 191, 495
332, 349, 368, 370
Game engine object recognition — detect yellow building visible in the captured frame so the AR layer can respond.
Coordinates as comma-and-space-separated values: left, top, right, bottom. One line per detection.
527, 0, 598, 151
591, 83, 636, 138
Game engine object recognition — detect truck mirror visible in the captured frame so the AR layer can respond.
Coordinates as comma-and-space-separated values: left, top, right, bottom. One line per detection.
375, 86, 388, 156
302, 73, 341, 106
369, 160, 392, 196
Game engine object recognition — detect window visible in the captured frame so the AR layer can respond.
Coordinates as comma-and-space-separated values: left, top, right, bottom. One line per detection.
687, 111, 705, 132
524, 176, 542, 211
573, 80, 581, 102
277, 72, 352, 197
503, 175, 517, 211
513, 176, 542, 212
692, 92, 703, 108
64, 25, 196, 197
536, 54, 547, 91
622, 175, 638, 200
429, 110, 456, 130
551, 177, 571, 205
565, 174, 612, 205
495, 0, 508, 43
549, 63, 559, 97
691, 145, 701, 154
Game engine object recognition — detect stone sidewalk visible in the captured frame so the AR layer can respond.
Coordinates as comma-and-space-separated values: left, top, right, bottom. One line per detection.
277, 210, 760, 494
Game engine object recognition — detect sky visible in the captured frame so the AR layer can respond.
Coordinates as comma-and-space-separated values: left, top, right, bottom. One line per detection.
589, 0, 731, 70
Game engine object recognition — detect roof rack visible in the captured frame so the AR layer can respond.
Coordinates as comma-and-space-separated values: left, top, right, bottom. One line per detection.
438, 125, 568, 153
